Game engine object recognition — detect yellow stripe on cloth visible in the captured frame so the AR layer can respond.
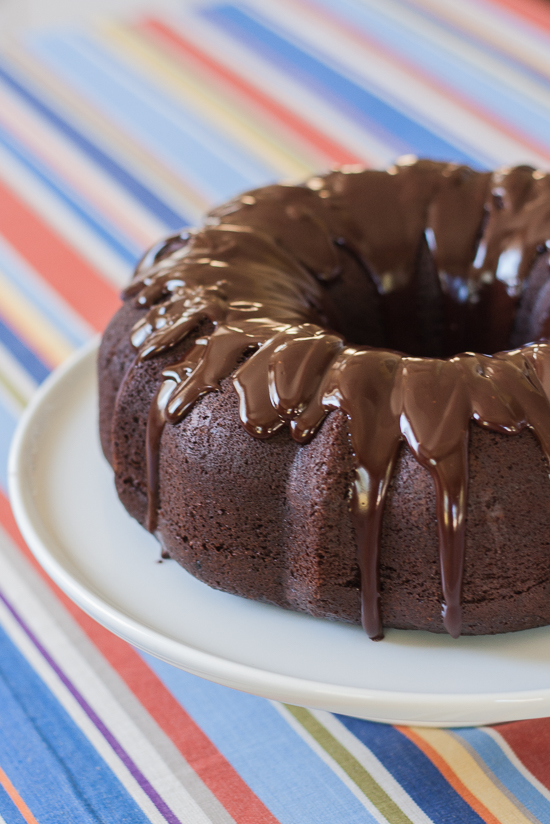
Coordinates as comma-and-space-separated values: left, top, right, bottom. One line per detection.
102, 21, 315, 181
0, 267, 74, 369
402, 727, 535, 824
0, 368, 27, 413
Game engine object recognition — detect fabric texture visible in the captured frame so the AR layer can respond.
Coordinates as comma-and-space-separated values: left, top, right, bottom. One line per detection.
1, 0, 550, 820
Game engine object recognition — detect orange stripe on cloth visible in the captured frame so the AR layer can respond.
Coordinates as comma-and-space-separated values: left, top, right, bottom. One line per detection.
396, 727, 500, 824
0, 177, 120, 332
0, 491, 280, 824
0, 765, 39, 824
138, 17, 363, 167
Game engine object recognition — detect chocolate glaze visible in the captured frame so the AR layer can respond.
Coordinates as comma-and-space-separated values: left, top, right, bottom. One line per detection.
121, 158, 550, 640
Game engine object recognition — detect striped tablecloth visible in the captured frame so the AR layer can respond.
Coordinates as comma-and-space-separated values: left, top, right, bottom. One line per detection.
2, 0, 550, 821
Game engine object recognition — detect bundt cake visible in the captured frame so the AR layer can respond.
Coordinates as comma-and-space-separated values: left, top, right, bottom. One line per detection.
98, 157, 550, 641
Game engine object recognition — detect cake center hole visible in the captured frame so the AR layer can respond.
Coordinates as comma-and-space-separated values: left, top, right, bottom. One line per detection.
324, 239, 544, 358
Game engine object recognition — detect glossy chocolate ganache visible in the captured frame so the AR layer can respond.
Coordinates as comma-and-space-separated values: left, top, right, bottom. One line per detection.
116, 158, 550, 641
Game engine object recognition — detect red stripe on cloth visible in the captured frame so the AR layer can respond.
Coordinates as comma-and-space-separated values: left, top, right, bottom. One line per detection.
138, 17, 363, 167
0, 178, 120, 331
485, 0, 550, 33
493, 720, 550, 791
0, 491, 280, 824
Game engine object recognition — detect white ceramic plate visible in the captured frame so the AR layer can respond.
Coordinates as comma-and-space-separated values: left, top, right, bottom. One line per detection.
9, 340, 550, 726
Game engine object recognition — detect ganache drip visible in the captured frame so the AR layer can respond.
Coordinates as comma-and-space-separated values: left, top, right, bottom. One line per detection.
122, 158, 550, 640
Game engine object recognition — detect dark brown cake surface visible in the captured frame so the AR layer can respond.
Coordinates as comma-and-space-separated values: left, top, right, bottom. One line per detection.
98, 158, 550, 640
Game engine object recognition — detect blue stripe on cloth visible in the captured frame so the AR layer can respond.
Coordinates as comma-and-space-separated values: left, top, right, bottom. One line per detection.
0, 319, 49, 385
454, 727, 550, 822
335, 715, 486, 824
0, 401, 16, 494
202, 3, 485, 167
0, 623, 152, 824
0, 237, 89, 349
308, 0, 550, 154
140, 655, 379, 824
28, 32, 277, 203
0, 123, 140, 265
0, 782, 28, 824
0, 58, 188, 230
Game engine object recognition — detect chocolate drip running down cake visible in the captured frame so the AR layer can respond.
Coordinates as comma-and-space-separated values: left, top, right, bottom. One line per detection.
99, 158, 550, 641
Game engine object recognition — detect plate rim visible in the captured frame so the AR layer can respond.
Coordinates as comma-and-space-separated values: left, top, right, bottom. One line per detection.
8, 340, 550, 726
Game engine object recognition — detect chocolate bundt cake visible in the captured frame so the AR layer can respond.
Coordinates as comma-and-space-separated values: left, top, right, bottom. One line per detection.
99, 157, 550, 640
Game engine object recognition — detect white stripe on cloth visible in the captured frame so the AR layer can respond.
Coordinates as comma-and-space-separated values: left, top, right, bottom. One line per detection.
274, 703, 434, 824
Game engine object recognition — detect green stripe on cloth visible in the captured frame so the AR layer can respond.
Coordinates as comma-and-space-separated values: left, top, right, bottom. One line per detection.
284, 706, 414, 824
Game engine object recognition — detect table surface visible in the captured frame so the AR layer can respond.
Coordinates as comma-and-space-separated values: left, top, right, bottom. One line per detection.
1, 0, 550, 821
